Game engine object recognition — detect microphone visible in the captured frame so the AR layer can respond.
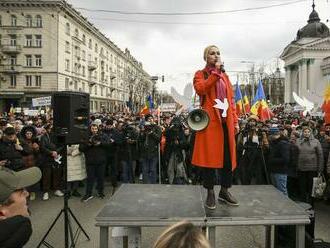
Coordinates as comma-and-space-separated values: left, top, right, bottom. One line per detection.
220, 64, 226, 73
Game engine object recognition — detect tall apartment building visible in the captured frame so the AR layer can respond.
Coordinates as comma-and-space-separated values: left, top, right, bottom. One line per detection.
0, 0, 153, 113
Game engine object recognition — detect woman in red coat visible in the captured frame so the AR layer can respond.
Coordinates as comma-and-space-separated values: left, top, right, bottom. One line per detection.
192, 45, 239, 209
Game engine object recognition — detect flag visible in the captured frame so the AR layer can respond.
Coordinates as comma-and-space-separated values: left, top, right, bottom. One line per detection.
9, 104, 14, 116
321, 84, 330, 124
139, 94, 154, 115
250, 80, 273, 121
243, 87, 250, 114
235, 82, 243, 116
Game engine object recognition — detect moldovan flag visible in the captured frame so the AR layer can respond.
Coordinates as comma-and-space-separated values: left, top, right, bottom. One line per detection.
243, 88, 250, 114
140, 95, 154, 116
235, 82, 243, 116
250, 80, 273, 121
321, 84, 330, 124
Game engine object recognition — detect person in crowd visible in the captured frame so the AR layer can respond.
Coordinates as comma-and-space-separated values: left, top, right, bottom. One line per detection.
153, 221, 210, 248
67, 144, 86, 197
0, 126, 25, 171
164, 117, 188, 184
123, 122, 139, 183
237, 115, 269, 185
80, 124, 108, 202
138, 114, 162, 184
295, 126, 324, 205
0, 166, 41, 248
39, 123, 64, 200
19, 125, 40, 200
267, 126, 290, 195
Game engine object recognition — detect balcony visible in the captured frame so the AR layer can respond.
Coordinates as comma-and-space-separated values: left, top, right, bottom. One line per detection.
0, 64, 22, 74
88, 75, 97, 86
1, 45, 22, 54
88, 61, 97, 71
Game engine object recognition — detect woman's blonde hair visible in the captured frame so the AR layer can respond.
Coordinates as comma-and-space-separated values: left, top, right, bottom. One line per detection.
203, 45, 219, 61
153, 221, 210, 248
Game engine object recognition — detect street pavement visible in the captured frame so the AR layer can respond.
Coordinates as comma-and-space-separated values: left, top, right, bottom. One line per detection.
25, 183, 330, 248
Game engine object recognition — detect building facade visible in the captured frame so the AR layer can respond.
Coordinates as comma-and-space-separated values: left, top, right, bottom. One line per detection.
280, 3, 330, 105
0, 0, 153, 113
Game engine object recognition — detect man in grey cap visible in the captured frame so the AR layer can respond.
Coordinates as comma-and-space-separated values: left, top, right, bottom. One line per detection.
0, 166, 41, 247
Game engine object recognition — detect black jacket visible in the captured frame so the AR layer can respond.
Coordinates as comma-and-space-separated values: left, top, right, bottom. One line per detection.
80, 132, 108, 165
0, 139, 24, 171
138, 124, 162, 159
0, 215, 32, 248
268, 137, 290, 174
39, 132, 60, 167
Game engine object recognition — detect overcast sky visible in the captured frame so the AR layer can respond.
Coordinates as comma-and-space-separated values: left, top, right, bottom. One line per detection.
68, 0, 330, 94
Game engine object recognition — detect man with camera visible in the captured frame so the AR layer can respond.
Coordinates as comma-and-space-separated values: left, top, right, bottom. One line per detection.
0, 127, 25, 171
80, 123, 108, 202
139, 114, 162, 184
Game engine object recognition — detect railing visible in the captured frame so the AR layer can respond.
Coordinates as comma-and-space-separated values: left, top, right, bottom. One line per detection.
0, 64, 22, 73
1, 45, 22, 53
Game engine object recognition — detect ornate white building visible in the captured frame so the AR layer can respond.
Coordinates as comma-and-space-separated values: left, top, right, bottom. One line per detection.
0, 0, 153, 113
280, 2, 330, 105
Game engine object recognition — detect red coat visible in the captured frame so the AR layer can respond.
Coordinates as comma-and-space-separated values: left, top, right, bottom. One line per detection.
191, 69, 238, 169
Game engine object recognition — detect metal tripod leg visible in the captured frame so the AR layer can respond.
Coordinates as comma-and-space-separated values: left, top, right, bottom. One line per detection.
37, 209, 64, 248
68, 207, 90, 240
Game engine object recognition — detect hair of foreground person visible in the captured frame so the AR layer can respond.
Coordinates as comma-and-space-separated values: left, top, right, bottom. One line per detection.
153, 221, 211, 248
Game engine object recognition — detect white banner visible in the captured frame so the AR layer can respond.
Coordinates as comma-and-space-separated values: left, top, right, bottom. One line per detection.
24, 109, 39, 116
160, 103, 176, 112
32, 96, 51, 107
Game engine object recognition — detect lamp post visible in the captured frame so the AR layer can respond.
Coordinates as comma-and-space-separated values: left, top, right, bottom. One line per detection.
241, 61, 256, 100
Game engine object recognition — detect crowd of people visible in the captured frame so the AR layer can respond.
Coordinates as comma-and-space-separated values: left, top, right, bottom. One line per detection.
0, 107, 330, 206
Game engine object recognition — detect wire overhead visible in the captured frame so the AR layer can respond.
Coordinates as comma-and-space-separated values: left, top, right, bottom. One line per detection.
76, 0, 308, 16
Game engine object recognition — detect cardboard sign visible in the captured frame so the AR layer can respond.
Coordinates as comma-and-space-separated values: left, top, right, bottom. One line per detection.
32, 96, 51, 107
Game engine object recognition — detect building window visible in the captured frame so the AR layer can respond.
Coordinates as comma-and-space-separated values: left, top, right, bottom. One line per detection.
65, 41, 70, 52
65, 78, 69, 89
82, 34, 86, 44
0, 16, 2, 26
74, 80, 78, 90
95, 43, 98, 53
10, 35, 16, 46
35, 75, 41, 87
66, 23, 70, 35
35, 55, 42, 66
82, 82, 85, 92
0, 34, 1, 46
11, 15, 17, 26
65, 59, 70, 71
10, 75, 16, 87
89, 85, 92, 94
26, 55, 32, 67
94, 85, 97, 95
82, 50, 86, 60
26, 75, 32, 87
35, 35, 42, 47
35, 15, 42, 27
10, 56, 17, 65
101, 86, 104, 96
88, 39, 92, 49
75, 28, 79, 37
95, 101, 98, 110
26, 15, 32, 27
25, 35, 32, 47
82, 66, 85, 77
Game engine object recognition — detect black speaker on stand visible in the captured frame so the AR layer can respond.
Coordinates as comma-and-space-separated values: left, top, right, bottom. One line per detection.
37, 92, 90, 248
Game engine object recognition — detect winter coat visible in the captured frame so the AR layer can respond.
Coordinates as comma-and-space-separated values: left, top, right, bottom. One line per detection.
39, 132, 60, 167
268, 137, 290, 174
138, 124, 162, 159
296, 136, 324, 172
0, 139, 24, 171
192, 69, 238, 169
67, 145, 87, 182
80, 132, 108, 166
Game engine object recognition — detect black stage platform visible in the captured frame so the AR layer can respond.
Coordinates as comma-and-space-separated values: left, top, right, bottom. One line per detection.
95, 184, 310, 248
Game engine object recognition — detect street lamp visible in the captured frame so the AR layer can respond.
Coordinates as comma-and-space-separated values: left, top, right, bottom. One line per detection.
241, 61, 256, 99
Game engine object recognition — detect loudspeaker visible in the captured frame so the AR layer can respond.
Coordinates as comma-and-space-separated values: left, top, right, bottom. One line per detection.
187, 109, 210, 131
52, 91, 90, 144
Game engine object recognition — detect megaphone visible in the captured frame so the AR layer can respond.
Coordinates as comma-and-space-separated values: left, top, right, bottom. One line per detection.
187, 109, 210, 131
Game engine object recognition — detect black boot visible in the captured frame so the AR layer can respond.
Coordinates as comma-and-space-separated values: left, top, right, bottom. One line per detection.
205, 189, 216, 210
218, 187, 239, 206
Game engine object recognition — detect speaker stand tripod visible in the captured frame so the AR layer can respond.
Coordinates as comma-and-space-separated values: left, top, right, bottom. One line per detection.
37, 145, 90, 248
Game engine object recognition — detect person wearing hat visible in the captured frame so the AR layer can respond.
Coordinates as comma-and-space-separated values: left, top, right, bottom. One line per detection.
267, 126, 290, 196
295, 126, 324, 205
192, 45, 239, 209
0, 127, 25, 171
0, 166, 41, 248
